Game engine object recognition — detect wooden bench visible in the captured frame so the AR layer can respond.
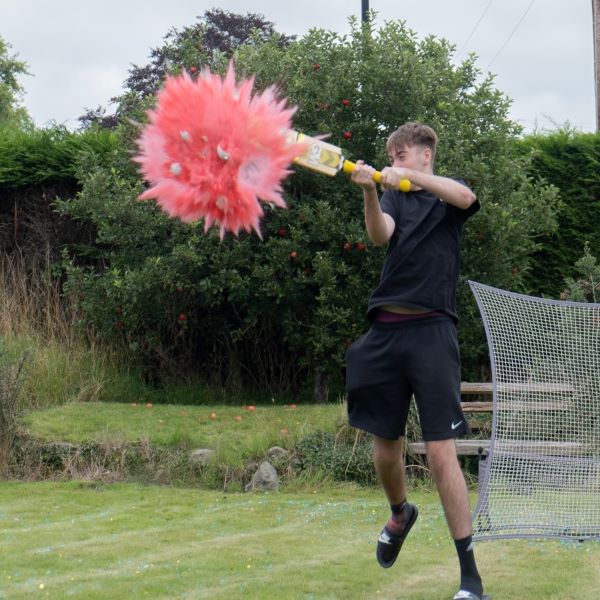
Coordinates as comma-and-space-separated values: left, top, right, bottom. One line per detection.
407, 381, 575, 456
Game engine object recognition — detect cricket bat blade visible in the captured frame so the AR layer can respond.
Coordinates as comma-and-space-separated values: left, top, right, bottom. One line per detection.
288, 130, 411, 192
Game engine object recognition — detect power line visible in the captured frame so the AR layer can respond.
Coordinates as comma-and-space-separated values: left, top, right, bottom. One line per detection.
456, 0, 495, 59
484, 0, 536, 72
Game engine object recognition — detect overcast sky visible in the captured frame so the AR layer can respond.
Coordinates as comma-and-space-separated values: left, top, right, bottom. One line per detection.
1, 1, 596, 133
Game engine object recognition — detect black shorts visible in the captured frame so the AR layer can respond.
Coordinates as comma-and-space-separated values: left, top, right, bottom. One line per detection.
345, 316, 469, 441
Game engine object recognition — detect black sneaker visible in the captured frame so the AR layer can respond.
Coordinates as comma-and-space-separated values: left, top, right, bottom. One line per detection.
376, 503, 419, 568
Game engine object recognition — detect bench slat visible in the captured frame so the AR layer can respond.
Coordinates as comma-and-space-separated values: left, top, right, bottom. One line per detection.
460, 382, 573, 395
460, 382, 493, 395
461, 401, 492, 412
408, 439, 586, 456
408, 440, 489, 455
460, 401, 571, 412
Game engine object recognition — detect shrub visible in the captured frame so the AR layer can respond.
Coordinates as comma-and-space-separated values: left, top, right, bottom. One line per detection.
561, 243, 600, 303
295, 430, 377, 486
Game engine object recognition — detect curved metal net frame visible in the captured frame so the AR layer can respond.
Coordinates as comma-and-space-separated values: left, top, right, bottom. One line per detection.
469, 281, 600, 541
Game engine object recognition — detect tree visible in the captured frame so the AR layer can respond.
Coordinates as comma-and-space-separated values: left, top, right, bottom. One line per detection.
79, 8, 294, 129
0, 35, 32, 130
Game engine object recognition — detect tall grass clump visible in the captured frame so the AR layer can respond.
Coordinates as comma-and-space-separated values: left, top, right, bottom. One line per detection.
0, 351, 28, 473
0, 251, 139, 409
0, 251, 69, 341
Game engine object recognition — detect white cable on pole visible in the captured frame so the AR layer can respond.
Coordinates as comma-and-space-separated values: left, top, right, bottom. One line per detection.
456, 0, 495, 59
484, 0, 536, 72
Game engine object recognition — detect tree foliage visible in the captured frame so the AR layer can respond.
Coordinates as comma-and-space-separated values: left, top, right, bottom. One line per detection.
562, 243, 600, 303
79, 9, 294, 130
0, 35, 32, 130
59, 15, 559, 398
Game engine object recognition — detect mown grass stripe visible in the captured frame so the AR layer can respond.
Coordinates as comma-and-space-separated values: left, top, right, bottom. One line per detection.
1, 482, 599, 599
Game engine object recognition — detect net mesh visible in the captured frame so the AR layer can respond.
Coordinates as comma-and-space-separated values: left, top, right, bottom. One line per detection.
469, 281, 600, 541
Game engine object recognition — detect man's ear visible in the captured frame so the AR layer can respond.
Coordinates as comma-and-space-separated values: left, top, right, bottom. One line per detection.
422, 146, 433, 167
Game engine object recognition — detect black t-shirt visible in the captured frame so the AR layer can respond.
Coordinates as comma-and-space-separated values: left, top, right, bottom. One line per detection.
366, 180, 480, 323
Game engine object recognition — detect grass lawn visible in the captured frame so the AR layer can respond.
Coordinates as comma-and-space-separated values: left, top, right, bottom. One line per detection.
19, 402, 344, 467
1, 481, 599, 599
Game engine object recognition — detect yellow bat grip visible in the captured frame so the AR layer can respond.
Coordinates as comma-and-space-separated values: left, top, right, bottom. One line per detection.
342, 160, 411, 192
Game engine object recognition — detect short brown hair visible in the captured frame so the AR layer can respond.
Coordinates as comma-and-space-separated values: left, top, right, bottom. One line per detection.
386, 122, 438, 161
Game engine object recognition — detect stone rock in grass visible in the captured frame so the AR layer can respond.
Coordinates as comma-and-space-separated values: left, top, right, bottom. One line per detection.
245, 461, 279, 492
266, 446, 288, 461
244, 459, 259, 472
189, 448, 213, 467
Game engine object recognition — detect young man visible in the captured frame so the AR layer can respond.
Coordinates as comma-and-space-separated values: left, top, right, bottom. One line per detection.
345, 123, 489, 600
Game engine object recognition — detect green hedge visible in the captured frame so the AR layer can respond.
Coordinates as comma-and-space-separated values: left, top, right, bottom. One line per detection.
0, 126, 119, 189
517, 129, 600, 297
0, 126, 120, 264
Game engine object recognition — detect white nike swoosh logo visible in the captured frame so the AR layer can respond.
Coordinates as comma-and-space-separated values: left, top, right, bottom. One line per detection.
451, 421, 463, 430
378, 532, 392, 544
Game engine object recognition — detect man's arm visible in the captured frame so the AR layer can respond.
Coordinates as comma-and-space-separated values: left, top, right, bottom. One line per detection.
350, 161, 395, 246
380, 168, 476, 210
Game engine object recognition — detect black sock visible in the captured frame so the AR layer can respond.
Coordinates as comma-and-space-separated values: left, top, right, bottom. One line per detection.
388, 502, 407, 531
390, 502, 406, 517
454, 535, 483, 597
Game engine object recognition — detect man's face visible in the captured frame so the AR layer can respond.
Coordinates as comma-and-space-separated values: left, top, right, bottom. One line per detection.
388, 144, 431, 171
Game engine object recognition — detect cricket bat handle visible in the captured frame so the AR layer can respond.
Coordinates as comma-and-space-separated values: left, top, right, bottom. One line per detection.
342, 160, 411, 192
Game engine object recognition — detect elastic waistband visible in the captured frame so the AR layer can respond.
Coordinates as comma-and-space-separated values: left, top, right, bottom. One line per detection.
375, 309, 444, 323
372, 313, 453, 329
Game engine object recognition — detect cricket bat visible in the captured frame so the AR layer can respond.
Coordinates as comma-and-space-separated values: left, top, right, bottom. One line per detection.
289, 131, 412, 192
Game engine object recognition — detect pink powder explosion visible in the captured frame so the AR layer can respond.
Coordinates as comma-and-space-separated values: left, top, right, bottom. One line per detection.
134, 63, 305, 238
